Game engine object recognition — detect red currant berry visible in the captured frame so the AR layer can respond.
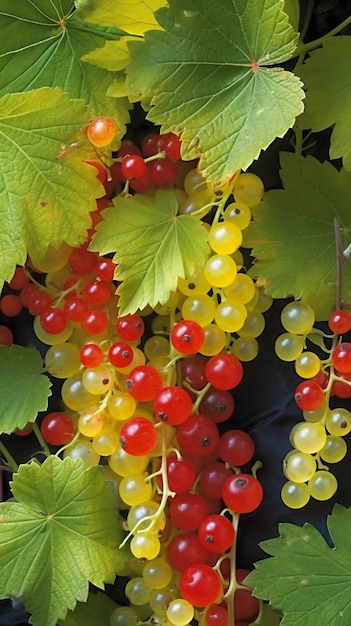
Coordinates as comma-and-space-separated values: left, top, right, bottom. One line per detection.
199, 462, 233, 499
199, 387, 235, 423
176, 414, 219, 458
234, 569, 260, 622
294, 380, 325, 410
167, 532, 210, 573
80, 309, 108, 335
153, 385, 193, 425
68, 247, 97, 275
157, 453, 197, 493
205, 353, 243, 390
96, 258, 116, 282
40, 307, 67, 334
218, 429, 255, 467
40, 412, 74, 445
198, 513, 235, 553
0, 294, 23, 317
169, 492, 210, 531
117, 314, 145, 341
149, 158, 178, 187
79, 343, 104, 368
328, 310, 351, 335
179, 563, 222, 607
171, 320, 205, 354
0, 325, 14, 346
125, 365, 163, 402
83, 279, 111, 306
119, 417, 158, 456
121, 154, 147, 180
222, 473, 263, 514
108, 342, 134, 368
332, 342, 351, 374
8, 266, 29, 291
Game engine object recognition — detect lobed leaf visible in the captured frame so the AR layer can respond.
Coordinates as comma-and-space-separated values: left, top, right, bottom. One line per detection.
244, 152, 351, 320
298, 37, 351, 170
0, 345, 51, 434
75, 0, 167, 35
0, 0, 130, 131
57, 590, 118, 626
90, 190, 209, 315
0, 87, 103, 287
246, 504, 351, 626
126, 0, 304, 184
0, 456, 123, 626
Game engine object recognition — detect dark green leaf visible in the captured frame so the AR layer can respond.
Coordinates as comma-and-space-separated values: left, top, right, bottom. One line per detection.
246, 504, 351, 626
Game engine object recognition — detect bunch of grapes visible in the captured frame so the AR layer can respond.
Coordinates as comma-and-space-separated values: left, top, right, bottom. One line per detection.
275, 300, 351, 508
1, 119, 273, 625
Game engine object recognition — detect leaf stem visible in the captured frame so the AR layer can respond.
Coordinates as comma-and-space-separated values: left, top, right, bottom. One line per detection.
293, 14, 351, 57
32, 422, 52, 458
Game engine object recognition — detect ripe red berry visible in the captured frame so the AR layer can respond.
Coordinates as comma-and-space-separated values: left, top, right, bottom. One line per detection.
222, 473, 263, 513
125, 365, 163, 402
119, 417, 158, 456
205, 353, 244, 390
332, 342, 351, 374
171, 320, 205, 354
294, 380, 325, 410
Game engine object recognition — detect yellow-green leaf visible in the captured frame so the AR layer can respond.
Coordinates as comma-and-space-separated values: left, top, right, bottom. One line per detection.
0, 87, 103, 286
90, 190, 209, 315
75, 0, 168, 35
244, 153, 351, 320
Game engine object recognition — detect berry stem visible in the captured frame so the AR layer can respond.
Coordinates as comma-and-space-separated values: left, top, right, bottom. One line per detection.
32, 422, 52, 458
119, 423, 174, 548
0, 441, 18, 473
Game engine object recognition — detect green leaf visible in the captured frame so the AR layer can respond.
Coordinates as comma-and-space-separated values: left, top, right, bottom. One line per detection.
246, 504, 351, 626
0, 456, 123, 626
253, 603, 282, 625
298, 37, 351, 170
0, 0, 131, 128
126, 0, 304, 184
0, 345, 51, 434
283, 0, 300, 31
57, 590, 117, 626
244, 153, 351, 320
75, 0, 167, 35
0, 87, 103, 286
90, 190, 209, 315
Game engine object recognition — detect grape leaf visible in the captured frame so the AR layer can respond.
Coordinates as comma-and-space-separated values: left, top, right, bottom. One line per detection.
75, 0, 167, 35
0, 345, 51, 434
0, 87, 104, 286
0, 0, 130, 131
245, 504, 351, 626
244, 152, 351, 320
298, 37, 351, 170
0, 456, 123, 626
90, 190, 209, 315
126, 0, 304, 184
57, 590, 117, 626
